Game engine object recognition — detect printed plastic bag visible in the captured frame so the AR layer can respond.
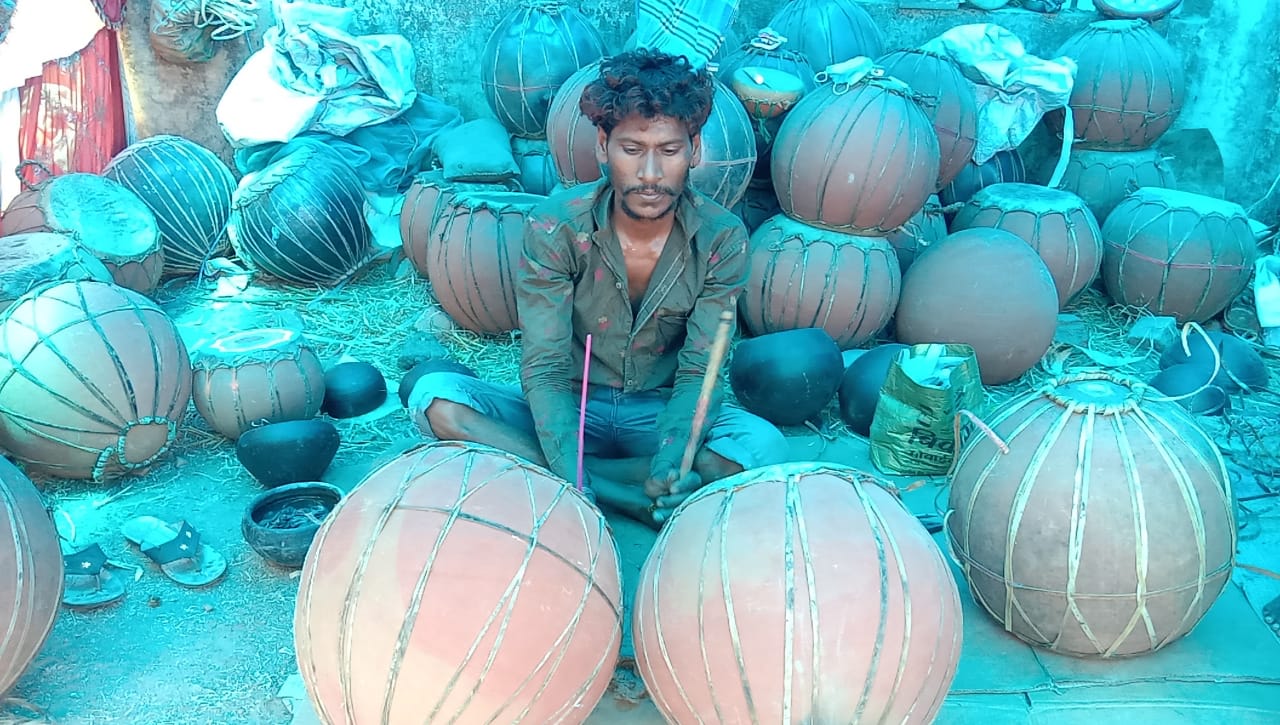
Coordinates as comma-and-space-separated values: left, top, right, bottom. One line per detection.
870, 343, 984, 476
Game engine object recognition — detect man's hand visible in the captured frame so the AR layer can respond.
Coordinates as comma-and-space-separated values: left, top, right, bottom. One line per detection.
642, 462, 703, 526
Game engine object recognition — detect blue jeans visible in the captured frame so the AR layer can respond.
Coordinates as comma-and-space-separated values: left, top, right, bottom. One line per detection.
409, 372, 791, 470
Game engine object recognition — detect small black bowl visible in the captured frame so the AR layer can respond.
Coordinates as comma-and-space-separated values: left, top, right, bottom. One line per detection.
322, 361, 388, 418
236, 419, 340, 487
838, 343, 909, 436
242, 482, 343, 569
398, 358, 479, 408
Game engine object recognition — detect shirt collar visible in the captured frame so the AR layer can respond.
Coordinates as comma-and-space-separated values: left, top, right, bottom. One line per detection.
589, 178, 704, 241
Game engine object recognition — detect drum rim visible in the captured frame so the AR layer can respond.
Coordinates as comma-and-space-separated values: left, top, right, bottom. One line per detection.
192, 327, 309, 365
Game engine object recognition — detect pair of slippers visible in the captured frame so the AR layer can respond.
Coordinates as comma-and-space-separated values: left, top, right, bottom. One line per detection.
62, 516, 227, 610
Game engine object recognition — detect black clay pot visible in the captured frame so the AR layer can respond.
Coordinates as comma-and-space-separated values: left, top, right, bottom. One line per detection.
838, 343, 910, 436
241, 481, 343, 568
729, 327, 844, 427
236, 419, 340, 487
322, 361, 388, 417
398, 359, 479, 408
1149, 364, 1230, 416
1158, 331, 1267, 393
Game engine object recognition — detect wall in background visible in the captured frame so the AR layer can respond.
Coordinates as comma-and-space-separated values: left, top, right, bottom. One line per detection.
119, 0, 1278, 208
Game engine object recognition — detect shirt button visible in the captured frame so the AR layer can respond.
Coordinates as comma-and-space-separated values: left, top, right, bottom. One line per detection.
626, 379, 635, 386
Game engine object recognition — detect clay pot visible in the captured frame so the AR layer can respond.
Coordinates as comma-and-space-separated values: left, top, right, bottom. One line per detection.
1051, 147, 1177, 224
948, 372, 1235, 657
398, 359, 479, 408
102, 134, 235, 274
729, 327, 844, 426
1045, 20, 1186, 150
480, 0, 606, 138
938, 148, 1026, 210
1158, 330, 1268, 393
837, 343, 910, 436
877, 49, 979, 189
635, 463, 962, 723
0, 457, 62, 696
1101, 188, 1256, 323
766, 0, 886, 71
0, 232, 113, 312
895, 228, 1060, 385
236, 419, 341, 488
952, 183, 1104, 307
322, 362, 388, 419
0, 280, 191, 480
1148, 364, 1229, 416
885, 194, 946, 273
242, 482, 343, 569
738, 214, 901, 349
295, 442, 622, 722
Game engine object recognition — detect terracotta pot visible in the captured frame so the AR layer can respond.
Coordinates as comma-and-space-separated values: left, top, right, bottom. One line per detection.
0, 232, 113, 312
635, 462, 962, 722
426, 191, 542, 335
227, 144, 371, 286
729, 327, 844, 426
242, 481, 343, 569
0, 457, 61, 697
399, 170, 522, 280
739, 213, 901, 349
1050, 147, 1176, 223
236, 419, 341, 488
938, 148, 1025, 210
1101, 187, 1256, 323
1045, 20, 1186, 150
295, 442, 622, 723
947, 372, 1235, 657
766, 0, 886, 71
102, 134, 235, 274
884, 194, 946, 273
0, 280, 191, 481
895, 228, 1060, 385
480, 0, 606, 138
773, 71, 940, 234
190, 327, 326, 439
877, 49, 980, 189
0, 173, 164, 295
837, 342, 910, 436
321, 361, 388, 419
952, 183, 1104, 307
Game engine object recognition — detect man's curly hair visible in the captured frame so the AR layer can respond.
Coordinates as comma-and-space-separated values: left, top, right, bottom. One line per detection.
578, 49, 715, 138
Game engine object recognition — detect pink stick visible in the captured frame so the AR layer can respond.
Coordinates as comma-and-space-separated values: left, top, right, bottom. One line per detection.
576, 334, 593, 491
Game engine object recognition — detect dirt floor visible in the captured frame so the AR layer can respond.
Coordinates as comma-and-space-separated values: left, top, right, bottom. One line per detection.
3, 254, 1280, 724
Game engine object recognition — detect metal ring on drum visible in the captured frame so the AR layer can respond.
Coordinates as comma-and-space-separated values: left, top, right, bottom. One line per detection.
190, 327, 326, 440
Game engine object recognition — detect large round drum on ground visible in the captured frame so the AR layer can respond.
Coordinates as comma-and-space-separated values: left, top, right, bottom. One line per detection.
191, 327, 326, 440
739, 213, 900, 349
427, 191, 541, 335
227, 144, 371, 286
1101, 187, 1256, 323
772, 71, 940, 234
635, 462, 962, 723
1046, 19, 1185, 150
885, 194, 946, 273
102, 134, 236, 274
896, 228, 1060, 385
877, 48, 979, 189
766, 0, 886, 71
947, 372, 1235, 657
0, 280, 191, 480
1051, 147, 1176, 223
295, 441, 622, 723
480, 0, 606, 138
0, 232, 113, 312
0, 173, 164, 295
0, 457, 62, 697
952, 183, 1104, 307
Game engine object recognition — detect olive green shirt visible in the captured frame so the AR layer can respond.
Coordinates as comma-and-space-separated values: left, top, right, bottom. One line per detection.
516, 178, 750, 483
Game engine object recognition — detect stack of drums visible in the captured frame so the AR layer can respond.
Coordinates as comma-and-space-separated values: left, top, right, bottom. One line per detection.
876, 48, 980, 191
1044, 19, 1185, 223
0, 457, 62, 698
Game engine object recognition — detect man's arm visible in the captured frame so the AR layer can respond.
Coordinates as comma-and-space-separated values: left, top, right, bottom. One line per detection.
517, 215, 581, 483
651, 225, 750, 475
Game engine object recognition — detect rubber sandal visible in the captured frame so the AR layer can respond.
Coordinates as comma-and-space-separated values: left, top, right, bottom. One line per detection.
121, 516, 227, 588
61, 543, 129, 609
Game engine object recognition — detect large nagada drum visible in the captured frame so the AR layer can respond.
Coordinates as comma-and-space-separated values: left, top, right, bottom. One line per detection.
398, 171, 521, 279
295, 442, 622, 723
1045, 20, 1186, 150
885, 194, 945, 273
480, 0, 606, 138
739, 213, 900, 349
102, 134, 236, 274
1052, 147, 1176, 223
0, 232, 113, 312
1101, 187, 1256, 323
635, 463, 962, 723
227, 144, 371, 286
0, 174, 164, 295
190, 328, 326, 440
427, 191, 540, 335
545, 61, 603, 188
952, 183, 1104, 307
947, 372, 1235, 657
0, 280, 191, 480
0, 457, 61, 697
766, 0, 886, 71
772, 70, 940, 234
877, 48, 979, 189
896, 228, 1060, 385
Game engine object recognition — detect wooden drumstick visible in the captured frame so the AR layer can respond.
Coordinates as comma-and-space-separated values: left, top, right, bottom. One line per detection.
678, 309, 736, 481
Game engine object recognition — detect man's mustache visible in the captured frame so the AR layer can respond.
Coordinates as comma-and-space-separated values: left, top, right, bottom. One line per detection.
624, 185, 678, 196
